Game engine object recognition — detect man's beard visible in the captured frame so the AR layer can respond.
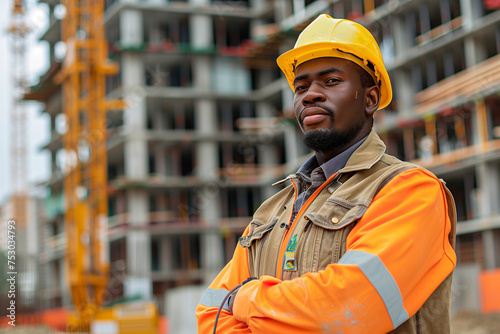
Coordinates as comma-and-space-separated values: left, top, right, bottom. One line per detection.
302, 116, 365, 152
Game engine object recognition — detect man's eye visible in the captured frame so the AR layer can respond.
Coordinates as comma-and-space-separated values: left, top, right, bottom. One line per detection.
295, 85, 307, 92
325, 78, 340, 84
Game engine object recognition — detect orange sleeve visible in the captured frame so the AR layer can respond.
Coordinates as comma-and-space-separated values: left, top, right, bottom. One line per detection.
196, 227, 253, 334
232, 168, 456, 333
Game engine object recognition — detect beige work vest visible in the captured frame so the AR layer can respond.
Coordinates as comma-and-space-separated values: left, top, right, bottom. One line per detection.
239, 133, 457, 333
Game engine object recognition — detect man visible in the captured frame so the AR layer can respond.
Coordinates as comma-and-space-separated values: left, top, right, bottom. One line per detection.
197, 14, 456, 333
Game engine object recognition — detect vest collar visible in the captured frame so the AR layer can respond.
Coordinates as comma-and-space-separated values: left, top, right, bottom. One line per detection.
339, 130, 386, 173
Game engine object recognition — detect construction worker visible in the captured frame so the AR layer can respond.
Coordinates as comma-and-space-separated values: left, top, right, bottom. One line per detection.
196, 14, 457, 333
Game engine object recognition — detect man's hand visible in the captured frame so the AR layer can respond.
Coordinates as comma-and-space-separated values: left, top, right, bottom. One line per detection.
229, 277, 258, 313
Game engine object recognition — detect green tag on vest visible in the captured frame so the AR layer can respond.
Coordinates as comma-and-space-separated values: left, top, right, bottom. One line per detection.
286, 234, 297, 252
284, 234, 297, 271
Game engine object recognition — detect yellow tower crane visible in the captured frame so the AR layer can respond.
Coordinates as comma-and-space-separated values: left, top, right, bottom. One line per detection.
53, 0, 126, 331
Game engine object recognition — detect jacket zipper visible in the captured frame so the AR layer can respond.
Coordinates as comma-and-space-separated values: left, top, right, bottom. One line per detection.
277, 173, 341, 279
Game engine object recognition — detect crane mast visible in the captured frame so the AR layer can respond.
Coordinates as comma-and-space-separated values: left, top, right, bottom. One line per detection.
54, 0, 125, 330
8, 0, 29, 230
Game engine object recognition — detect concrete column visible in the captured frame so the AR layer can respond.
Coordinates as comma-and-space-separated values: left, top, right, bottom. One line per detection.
195, 98, 224, 282
483, 230, 496, 269
280, 76, 300, 169
391, 15, 406, 59
395, 69, 413, 114
488, 163, 500, 216
284, 123, 300, 169
475, 163, 491, 216
124, 231, 152, 299
192, 47, 224, 282
256, 70, 279, 197
122, 53, 146, 131
122, 51, 149, 289
120, 8, 151, 300
281, 80, 294, 112
124, 139, 147, 179
475, 162, 497, 269
460, 0, 474, 30
127, 190, 149, 224
464, 37, 487, 68
124, 188, 151, 299
120, 9, 143, 48
122, 52, 147, 177
257, 101, 278, 197
190, 14, 212, 49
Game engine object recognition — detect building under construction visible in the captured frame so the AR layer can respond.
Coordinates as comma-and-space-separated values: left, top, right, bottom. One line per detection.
24, 0, 500, 331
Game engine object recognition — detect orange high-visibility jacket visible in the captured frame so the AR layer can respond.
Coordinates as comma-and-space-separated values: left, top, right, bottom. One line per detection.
196, 132, 456, 333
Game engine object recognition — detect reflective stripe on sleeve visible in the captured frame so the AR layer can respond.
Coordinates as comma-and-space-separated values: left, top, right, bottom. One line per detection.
338, 250, 409, 328
199, 288, 231, 312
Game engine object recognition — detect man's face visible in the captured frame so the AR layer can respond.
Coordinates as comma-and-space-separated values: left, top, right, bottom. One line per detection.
292, 57, 372, 152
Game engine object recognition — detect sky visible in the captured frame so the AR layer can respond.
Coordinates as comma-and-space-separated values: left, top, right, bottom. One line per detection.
0, 0, 50, 203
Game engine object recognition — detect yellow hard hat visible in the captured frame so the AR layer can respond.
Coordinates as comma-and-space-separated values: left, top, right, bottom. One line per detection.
277, 14, 392, 110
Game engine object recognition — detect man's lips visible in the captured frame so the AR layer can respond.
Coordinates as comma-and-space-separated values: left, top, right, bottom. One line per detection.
300, 107, 330, 126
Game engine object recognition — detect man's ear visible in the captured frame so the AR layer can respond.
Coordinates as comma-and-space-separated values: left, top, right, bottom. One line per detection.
365, 85, 380, 116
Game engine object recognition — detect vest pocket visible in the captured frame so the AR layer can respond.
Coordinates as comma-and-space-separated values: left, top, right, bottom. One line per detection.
239, 217, 278, 248
305, 199, 368, 230
299, 200, 368, 274
239, 217, 279, 277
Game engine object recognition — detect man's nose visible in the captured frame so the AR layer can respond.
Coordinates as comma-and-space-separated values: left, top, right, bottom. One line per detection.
302, 84, 326, 105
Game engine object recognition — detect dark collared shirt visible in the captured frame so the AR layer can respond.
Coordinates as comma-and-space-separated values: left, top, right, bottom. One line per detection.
291, 136, 367, 221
